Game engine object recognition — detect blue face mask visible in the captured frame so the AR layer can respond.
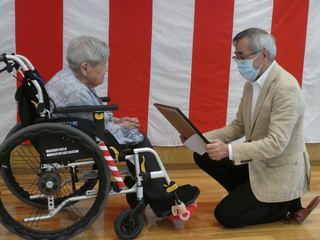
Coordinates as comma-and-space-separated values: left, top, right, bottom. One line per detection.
237, 52, 263, 82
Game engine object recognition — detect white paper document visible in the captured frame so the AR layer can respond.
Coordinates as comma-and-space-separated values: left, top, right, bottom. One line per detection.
183, 133, 207, 155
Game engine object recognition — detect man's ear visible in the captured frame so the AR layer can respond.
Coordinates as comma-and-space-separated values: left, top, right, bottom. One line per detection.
262, 50, 269, 63
80, 62, 90, 75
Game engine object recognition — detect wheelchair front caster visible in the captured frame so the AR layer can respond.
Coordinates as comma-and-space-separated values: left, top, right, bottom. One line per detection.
114, 208, 144, 240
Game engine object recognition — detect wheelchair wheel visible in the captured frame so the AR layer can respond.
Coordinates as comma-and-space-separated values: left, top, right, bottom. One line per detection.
114, 209, 144, 240
0, 123, 110, 239
2, 122, 98, 208
4, 122, 23, 137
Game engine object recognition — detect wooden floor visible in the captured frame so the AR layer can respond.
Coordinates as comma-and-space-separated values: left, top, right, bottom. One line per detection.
0, 164, 320, 240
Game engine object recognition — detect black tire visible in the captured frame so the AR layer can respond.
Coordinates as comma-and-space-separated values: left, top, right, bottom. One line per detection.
5, 122, 23, 138
0, 123, 110, 239
114, 209, 144, 240
2, 122, 98, 208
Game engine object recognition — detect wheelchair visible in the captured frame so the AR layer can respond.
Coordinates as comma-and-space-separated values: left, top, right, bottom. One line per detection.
0, 54, 192, 240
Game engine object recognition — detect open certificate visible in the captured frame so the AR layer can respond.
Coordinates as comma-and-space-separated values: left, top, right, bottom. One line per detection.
154, 103, 209, 155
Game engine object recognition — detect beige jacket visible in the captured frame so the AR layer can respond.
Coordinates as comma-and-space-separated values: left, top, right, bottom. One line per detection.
204, 62, 310, 203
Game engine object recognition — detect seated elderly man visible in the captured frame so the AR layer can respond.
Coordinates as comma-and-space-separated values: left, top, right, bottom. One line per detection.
45, 35, 199, 218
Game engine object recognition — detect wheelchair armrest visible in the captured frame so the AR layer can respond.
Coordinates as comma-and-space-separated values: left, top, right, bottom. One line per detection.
100, 97, 110, 102
53, 104, 118, 114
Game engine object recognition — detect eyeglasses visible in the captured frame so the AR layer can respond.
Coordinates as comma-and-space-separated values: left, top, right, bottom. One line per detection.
232, 50, 263, 63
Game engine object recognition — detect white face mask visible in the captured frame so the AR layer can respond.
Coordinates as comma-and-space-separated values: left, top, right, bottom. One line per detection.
237, 52, 263, 82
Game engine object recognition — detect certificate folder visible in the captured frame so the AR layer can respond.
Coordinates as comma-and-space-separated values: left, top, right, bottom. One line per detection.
154, 103, 209, 155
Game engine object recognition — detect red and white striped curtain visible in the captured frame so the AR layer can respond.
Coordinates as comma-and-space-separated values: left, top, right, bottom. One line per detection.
0, 0, 319, 146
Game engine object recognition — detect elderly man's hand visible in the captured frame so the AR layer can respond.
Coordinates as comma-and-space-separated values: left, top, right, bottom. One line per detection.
114, 117, 140, 130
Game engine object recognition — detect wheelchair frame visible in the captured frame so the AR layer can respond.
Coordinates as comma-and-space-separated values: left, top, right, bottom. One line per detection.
0, 54, 180, 240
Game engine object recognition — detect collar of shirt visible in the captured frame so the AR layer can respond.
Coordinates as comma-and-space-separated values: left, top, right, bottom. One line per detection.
250, 60, 276, 125
252, 60, 276, 88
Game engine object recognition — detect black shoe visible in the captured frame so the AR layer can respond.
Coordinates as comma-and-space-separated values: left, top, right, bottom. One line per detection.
149, 185, 200, 218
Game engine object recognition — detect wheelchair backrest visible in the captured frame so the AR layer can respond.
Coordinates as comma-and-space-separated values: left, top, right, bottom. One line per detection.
15, 69, 51, 127
0, 54, 51, 127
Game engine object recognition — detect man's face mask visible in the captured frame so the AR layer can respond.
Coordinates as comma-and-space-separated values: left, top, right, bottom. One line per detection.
237, 51, 263, 82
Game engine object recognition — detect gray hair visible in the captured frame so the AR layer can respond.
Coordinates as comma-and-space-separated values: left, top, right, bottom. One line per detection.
233, 28, 276, 61
66, 36, 110, 68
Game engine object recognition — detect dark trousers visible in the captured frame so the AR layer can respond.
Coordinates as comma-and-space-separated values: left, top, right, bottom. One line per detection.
126, 132, 171, 201
194, 152, 297, 228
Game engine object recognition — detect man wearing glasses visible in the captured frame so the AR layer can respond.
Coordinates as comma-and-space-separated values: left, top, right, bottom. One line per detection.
183, 28, 319, 228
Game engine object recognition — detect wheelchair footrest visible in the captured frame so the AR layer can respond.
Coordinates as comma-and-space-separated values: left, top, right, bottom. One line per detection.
111, 181, 121, 192
80, 170, 98, 179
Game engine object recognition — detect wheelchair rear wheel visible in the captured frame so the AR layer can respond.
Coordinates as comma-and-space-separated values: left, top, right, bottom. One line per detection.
2, 122, 98, 208
0, 123, 110, 239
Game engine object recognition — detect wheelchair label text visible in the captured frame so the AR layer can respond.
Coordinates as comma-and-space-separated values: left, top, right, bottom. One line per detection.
57, 121, 79, 126
46, 147, 79, 157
